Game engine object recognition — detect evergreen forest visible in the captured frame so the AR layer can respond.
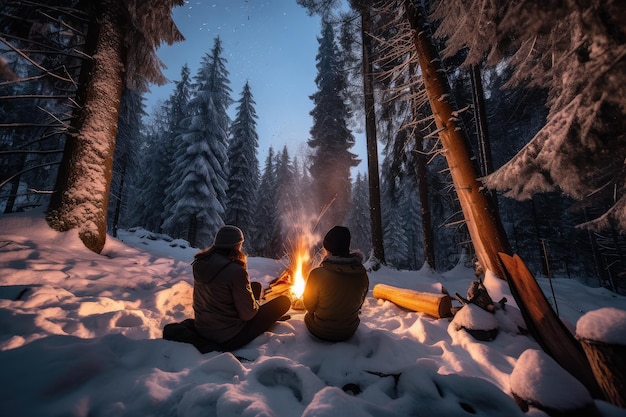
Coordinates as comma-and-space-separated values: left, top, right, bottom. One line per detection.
1, 0, 625, 295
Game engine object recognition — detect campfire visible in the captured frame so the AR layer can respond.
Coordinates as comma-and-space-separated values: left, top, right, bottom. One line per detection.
264, 233, 318, 310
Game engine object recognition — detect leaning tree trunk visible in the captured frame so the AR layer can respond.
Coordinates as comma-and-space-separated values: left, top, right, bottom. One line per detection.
361, 6, 385, 264
47, 0, 125, 253
403, 0, 511, 278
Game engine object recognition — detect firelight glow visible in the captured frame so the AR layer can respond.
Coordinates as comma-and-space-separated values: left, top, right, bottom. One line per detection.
290, 248, 309, 299
289, 234, 312, 299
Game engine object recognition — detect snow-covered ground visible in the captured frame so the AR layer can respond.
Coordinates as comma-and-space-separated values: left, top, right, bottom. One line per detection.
1, 211, 625, 417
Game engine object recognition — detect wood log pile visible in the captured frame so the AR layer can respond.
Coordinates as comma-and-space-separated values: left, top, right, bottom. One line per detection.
264, 268, 305, 310
264, 268, 294, 301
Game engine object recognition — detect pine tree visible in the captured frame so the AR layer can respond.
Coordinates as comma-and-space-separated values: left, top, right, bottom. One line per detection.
161, 64, 192, 229
432, 0, 626, 231
131, 65, 191, 234
0, 1, 84, 214
162, 37, 232, 248
224, 81, 260, 244
307, 20, 360, 232
253, 147, 280, 258
108, 88, 144, 236
380, 151, 411, 269
275, 146, 300, 222
346, 172, 372, 256
46, 0, 184, 253
398, 174, 422, 270
130, 117, 167, 232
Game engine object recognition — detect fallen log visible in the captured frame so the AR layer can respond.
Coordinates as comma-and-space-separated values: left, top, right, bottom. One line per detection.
372, 283, 453, 319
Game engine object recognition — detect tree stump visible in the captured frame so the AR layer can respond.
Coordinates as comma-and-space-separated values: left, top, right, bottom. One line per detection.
576, 307, 626, 408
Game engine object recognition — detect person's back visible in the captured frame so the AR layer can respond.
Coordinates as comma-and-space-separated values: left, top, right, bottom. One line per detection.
192, 225, 290, 351
193, 249, 257, 343
303, 226, 369, 342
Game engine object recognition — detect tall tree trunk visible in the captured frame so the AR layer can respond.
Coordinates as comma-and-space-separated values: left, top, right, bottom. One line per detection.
403, 0, 511, 278
47, 0, 125, 253
414, 136, 435, 269
470, 65, 494, 177
361, 6, 385, 264
410, 61, 436, 269
470, 64, 499, 212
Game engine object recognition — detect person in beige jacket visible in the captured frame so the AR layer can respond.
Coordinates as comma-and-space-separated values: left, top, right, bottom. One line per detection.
303, 226, 370, 342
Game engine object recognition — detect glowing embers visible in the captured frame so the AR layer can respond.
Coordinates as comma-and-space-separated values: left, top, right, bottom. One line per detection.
264, 233, 318, 310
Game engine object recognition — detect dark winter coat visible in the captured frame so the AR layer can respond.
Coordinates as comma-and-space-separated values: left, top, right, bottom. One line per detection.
303, 252, 369, 342
192, 251, 258, 343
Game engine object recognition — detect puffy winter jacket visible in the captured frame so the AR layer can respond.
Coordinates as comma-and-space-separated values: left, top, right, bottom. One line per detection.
192, 251, 258, 343
303, 253, 369, 342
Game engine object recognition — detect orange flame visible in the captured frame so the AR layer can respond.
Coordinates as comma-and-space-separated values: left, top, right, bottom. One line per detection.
290, 236, 310, 299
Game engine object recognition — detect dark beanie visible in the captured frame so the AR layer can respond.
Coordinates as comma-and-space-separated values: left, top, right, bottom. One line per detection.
323, 226, 351, 256
213, 225, 244, 248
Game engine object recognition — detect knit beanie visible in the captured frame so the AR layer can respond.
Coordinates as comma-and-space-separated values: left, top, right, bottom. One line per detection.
323, 226, 351, 256
213, 225, 244, 248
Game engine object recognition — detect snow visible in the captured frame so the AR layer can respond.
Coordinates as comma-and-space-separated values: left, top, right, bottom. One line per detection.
576, 308, 626, 345
451, 303, 498, 332
510, 349, 592, 410
1, 210, 626, 417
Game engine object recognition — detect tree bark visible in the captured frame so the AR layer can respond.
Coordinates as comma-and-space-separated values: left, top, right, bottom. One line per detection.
414, 136, 435, 269
403, 0, 512, 278
410, 62, 436, 269
470, 65, 494, 177
47, 0, 125, 253
373, 283, 452, 318
361, 7, 385, 264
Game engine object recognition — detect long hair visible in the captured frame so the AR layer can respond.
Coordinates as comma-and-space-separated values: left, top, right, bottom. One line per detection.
193, 245, 247, 268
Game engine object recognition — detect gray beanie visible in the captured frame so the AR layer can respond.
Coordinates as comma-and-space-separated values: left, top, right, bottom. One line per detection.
213, 225, 244, 248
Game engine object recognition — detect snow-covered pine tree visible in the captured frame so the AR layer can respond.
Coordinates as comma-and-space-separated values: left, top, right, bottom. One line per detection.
397, 173, 423, 270
307, 19, 360, 232
291, 155, 311, 218
275, 146, 300, 227
162, 37, 232, 248
129, 116, 167, 232
252, 147, 280, 258
380, 150, 411, 269
161, 64, 192, 230
346, 172, 372, 257
224, 81, 260, 246
108, 88, 144, 236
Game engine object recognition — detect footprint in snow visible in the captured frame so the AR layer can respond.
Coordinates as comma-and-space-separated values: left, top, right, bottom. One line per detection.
256, 366, 303, 402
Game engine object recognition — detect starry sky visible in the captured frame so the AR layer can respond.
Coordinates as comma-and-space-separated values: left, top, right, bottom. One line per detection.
146, 0, 368, 173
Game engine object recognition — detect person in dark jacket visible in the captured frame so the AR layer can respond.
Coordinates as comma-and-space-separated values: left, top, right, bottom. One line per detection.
192, 225, 291, 351
303, 226, 370, 342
